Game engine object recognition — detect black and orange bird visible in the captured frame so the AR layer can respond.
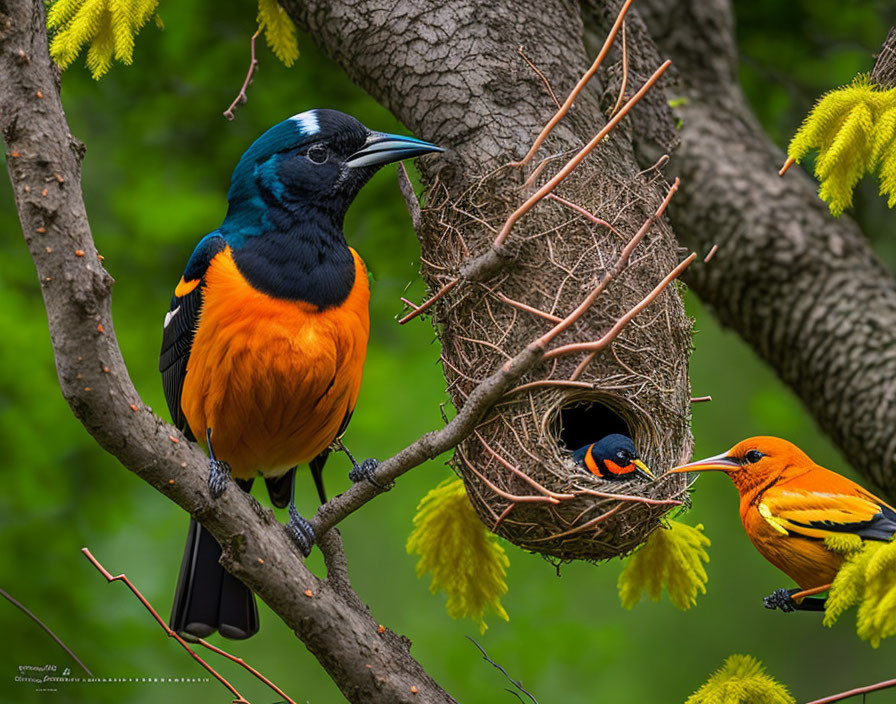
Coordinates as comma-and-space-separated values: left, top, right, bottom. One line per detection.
160, 109, 442, 640
669, 437, 896, 612
572, 434, 654, 482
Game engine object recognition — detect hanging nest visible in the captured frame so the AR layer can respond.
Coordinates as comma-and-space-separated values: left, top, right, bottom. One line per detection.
415, 140, 694, 562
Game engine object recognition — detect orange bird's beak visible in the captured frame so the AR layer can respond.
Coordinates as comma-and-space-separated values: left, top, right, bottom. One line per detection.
668, 451, 741, 474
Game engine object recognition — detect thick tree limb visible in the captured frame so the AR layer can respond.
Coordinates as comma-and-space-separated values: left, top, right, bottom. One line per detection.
632, 0, 896, 500
0, 2, 453, 701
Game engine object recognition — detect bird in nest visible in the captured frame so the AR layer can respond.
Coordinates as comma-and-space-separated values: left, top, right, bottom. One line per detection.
159, 109, 442, 640
669, 436, 896, 613
572, 433, 655, 482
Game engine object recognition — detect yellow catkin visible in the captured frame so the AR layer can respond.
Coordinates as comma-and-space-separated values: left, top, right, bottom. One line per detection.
787, 76, 896, 216
257, 0, 299, 67
617, 520, 710, 610
823, 538, 896, 647
686, 655, 794, 704
407, 478, 509, 633
46, 0, 160, 79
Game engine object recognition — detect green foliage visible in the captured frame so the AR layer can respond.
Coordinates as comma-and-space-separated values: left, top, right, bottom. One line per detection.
257, 0, 299, 67
618, 520, 710, 610
787, 76, 896, 215
823, 538, 896, 647
407, 478, 510, 633
686, 655, 794, 704
48, 0, 160, 79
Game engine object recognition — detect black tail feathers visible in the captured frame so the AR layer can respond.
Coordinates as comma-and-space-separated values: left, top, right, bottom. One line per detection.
169, 519, 259, 640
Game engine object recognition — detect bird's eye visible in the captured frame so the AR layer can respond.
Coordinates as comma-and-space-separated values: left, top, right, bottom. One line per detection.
616, 451, 627, 461
307, 144, 328, 164
744, 450, 764, 464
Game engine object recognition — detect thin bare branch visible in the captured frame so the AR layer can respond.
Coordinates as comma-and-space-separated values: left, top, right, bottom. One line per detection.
804, 677, 896, 704
518, 46, 560, 109
496, 292, 562, 323
399, 279, 459, 324
81, 548, 251, 704
223, 29, 262, 121
198, 639, 298, 704
608, 21, 629, 117
0, 587, 92, 676
467, 636, 539, 704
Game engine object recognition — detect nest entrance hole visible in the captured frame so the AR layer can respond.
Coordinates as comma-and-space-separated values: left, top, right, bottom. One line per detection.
557, 401, 632, 454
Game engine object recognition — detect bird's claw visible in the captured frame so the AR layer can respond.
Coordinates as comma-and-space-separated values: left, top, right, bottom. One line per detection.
208, 458, 232, 498
348, 458, 391, 490
763, 588, 798, 612
287, 504, 315, 557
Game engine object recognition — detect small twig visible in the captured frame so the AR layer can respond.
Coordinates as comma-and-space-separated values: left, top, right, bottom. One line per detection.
690, 395, 712, 403
804, 677, 896, 704
510, 0, 635, 167
223, 29, 262, 121
608, 21, 629, 117
81, 548, 251, 704
497, 60, 672, 246
396, 162, 423, 230
496, 292, 562, 323
506, 379, 596, 394
399, 279, 459, 324
198, 640, 297, 704
546, 193, 624, 237
467, 636, 539, 704
0, 586, 92, 676
703, 244, 718, 263
518, 46, 561, 109
779, 156, 795, 176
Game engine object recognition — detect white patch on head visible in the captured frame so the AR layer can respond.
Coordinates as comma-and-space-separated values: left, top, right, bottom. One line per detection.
290, 110, 320, 137
164, 306, 180, 329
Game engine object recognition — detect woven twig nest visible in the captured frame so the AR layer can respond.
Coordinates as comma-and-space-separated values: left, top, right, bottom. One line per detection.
418, 147, 693, 562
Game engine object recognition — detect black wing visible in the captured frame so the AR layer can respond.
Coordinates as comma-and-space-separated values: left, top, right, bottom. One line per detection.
159, 286, 203, 440
159, 235, 226, 440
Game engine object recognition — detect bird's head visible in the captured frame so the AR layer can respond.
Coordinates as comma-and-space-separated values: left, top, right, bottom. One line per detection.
573, 433, 654, 482
668, 436, 811, 494
223, 109, 442, 230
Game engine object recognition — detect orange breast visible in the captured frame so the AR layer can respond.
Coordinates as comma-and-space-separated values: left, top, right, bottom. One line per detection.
181, 246, 370, 479
740, 499, 843, 589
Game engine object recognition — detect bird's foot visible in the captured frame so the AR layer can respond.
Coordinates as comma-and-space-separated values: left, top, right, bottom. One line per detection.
348, 458, 391, 490
763, 588, 798, 612
763, 587, 826, 613
208, 458, 232, 498
287, 504, 315, 557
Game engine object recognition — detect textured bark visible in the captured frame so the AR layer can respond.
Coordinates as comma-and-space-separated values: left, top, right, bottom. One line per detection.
0, 2, 453, 701
633, 0, 896, 500
872, 27, 896, 88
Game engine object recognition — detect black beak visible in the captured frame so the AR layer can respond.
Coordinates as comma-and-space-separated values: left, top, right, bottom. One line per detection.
346, 131, 443, 169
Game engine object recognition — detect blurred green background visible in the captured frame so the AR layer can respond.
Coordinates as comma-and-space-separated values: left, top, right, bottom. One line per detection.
2, 1, 896, 702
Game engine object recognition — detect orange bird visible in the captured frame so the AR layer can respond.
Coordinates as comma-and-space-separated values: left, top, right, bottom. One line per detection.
669, 436, 896, 612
